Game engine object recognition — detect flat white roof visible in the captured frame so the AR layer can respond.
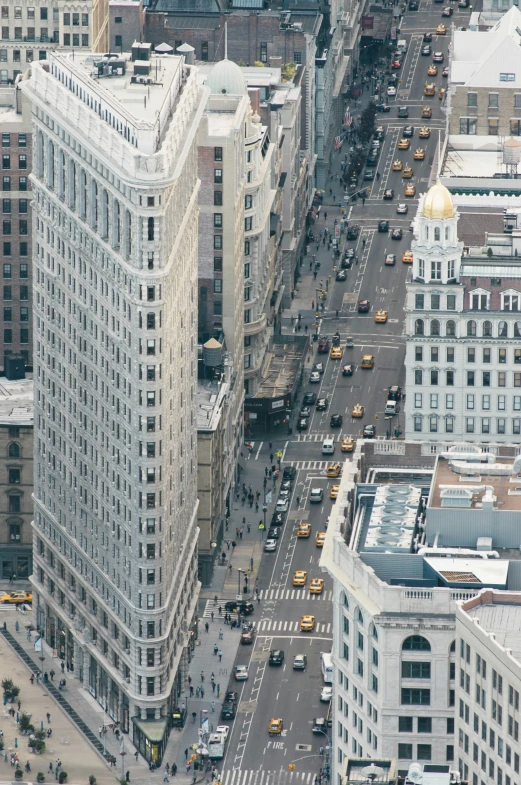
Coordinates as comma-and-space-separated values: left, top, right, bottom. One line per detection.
0, 377, 33, 425
467, 602, 521, 661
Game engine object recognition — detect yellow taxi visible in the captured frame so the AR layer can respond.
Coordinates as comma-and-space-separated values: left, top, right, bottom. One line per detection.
326, 462, 342, 478
375, 310, 388, 323
398, 138, 410, 150
421, 106, 432, 119
436, 23, 447, 33
402, 166, 413, 179
330, 484, 340, 499
361, 354, 374, 369
427, 64, 438, 76
413, 148, 425, 160
424, 83, 435, 96
419, 126, 431, 138
300, 615, 316, 632
438, 87, 446, 100
341, 436, 355, 452
0, 591, 32, 604
402, 250, 413, 263
316, 532, 326, 548
330, 345, 343, 359
297, 522, 312, 538
392, 159, 403, 171
293, 570, 308, 586
352, 403, 364, 418
405, 184, 416, 197
309, 578, 325, 594
268, 718, 283, 736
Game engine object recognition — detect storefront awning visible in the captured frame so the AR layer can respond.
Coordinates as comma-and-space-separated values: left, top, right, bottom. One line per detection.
132, 717, 169, 743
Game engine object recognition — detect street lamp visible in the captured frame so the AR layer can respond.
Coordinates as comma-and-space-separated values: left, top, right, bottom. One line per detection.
262, 503, 267, 533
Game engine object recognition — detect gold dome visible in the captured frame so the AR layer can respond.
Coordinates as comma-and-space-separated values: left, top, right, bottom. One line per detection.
422, 180, 454, 220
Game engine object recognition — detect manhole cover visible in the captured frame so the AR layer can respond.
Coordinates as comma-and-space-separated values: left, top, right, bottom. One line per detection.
296, 745, 312, 752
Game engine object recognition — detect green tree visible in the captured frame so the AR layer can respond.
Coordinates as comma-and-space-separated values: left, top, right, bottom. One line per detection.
58, 772, 68, 784
36, 774, 45, 783
359, 102, 377, 144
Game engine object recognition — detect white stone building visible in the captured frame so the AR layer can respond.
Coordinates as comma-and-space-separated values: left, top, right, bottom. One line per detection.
455, 589, 521, 785
405, 181, 521, 442
0, 0, 109, 83
320, 440, 521, 785
23, 48, 206, 761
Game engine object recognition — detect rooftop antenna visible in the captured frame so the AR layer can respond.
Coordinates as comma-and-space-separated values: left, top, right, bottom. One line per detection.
224, 22, 228, 60
437, 131, 441, 180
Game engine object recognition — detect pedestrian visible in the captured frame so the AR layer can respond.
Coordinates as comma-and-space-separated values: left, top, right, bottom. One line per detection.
126, 771, 130, 783
211, 702, 215, 713
219, 629, 223, 640
247, 523, 251, 533
205, 622, 209, 633
29, 674, 34, 685
201, 671, 205, 682
172, 764, 177, 777
196, 686, 200, 698
269, 452, 273, 463
201, 686, 205, 698
184, 749, 189, 761
48, 763, 53, 774
212, 681, 216, 693
218, 649, 223, 662
188, 675, 192, 685
134, 751, 139, 762
49, 670, 55, 682
60, 661, 65, 673
163, 770, 169, 782
46, 713, 51, 724
27, 630, 31, 641
217, 684, 220, 698
190, 685, 194, 697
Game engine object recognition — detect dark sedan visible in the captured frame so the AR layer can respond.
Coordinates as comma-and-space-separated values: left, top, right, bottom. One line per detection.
297, 417, 309, 432
363, 424, 376, 439
316, 398, 329, 411
376, 103, 391, 112
271, 512, 285, 527
330, 414, 343, 427
336, 270, 347, 281
302, 392, 317, 406
221, 692, 238, 720
378, 220, 389, 233
383, 189, 394, 200
283, 466, 296, 481
422, 45, 432, 55
269, 650, 285, 666
267, 527, 280, 540
299, 406, 312, 418
358, 299, 370, 313
392, 228, 403, 240
403, 126, 414, 137
342, 364, 354, 376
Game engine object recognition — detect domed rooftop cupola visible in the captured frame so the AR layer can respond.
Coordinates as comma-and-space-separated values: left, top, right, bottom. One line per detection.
422, 180, 454, 220
206, 59, 247, 96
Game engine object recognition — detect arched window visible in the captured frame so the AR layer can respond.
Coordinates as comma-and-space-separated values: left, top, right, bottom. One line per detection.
58, 151, 66, 199
402, 635, 431, 651
482, 320, 492, 337
515, 322, 521, 338
498, 321, 508, 337
147, 313, 155, 329
415, 319, 424, 336
47, 140, 55, 190
113, 199, 121, 247
101, 190, 109, 239
356, 607, 364, 625
430, 319, 440, 336
446, 320, 456, 336
148, 217, 155, 241
8, 443, 20, 458
449, 640, 456, 653
369, 623, 378, 641
340, 592, 349, 609
434, 227, 440, 241
80, 169, 87, 219
467, 320, 476, 337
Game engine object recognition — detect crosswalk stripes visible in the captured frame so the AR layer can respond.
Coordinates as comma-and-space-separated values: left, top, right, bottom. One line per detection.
259, 588, 333, 602
202, 600, 235, 619
256, 619, 332, 634
289, 460, 331, 470
222, 770, 317, 785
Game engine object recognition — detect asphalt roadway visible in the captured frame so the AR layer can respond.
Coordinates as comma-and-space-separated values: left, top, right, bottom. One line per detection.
218, 5, 471, 783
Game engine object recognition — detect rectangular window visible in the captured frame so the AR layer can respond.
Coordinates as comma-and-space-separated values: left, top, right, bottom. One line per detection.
468, 92, 478, 107
467, 371, 475, 386
201, 41, 208, 61
398, 744, 413, 759
418, 717, 432, 733
214, 169, 222, 184
447, 370, 454, 386
460, 118, 477, 134
467, 394, 474, 410
260, 42, 268, 62
213, 213, 223, 228
415, 293, 424, 309
489, 119, 499, 135
466, 418, 475, 433
414, 393, 422, 409
214, 191, 222, 206
417, 745, 432, 760
498, 372, 506, 387
214, 146, 222, 162
401, 688, 430, 705
415, 347, 423, 361
18, 155, 26, 169
447, 347, 454, 362
399, 717, 413, 732
489, 93, 499, 108
213, 236, 222, 250
213, 257, 222, 272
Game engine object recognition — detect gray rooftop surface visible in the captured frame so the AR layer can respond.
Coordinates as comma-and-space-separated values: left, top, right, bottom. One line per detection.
0, 376, 33, 426
467, 602, 521, 661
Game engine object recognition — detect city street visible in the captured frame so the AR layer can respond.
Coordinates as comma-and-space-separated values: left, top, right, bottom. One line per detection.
218, 5, 471, 784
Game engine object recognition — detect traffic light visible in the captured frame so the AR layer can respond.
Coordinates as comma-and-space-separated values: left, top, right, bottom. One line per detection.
288, 764, 296, 771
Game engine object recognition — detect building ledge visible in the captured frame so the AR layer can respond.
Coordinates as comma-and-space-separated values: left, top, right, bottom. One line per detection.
244, 313, 267, 336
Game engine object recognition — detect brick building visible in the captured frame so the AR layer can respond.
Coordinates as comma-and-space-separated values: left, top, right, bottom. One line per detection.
0, 82, 32, 372
449, 7, 521, 137
0, 375, 33, 581
109, 0, 144, 53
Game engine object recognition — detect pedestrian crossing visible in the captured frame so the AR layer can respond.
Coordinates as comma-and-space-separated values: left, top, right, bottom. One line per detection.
259, 588, 333, 602
222, 770, 318, 785
202, 600, 241, 620
256, 619, 332, 634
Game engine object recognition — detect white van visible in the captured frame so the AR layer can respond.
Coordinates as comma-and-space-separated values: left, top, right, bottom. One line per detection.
384, 400, 399, 415
396, 39, 407, 55
322, 438, 335, 455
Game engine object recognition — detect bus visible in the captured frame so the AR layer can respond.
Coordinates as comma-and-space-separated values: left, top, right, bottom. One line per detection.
321, 652, 333, 683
